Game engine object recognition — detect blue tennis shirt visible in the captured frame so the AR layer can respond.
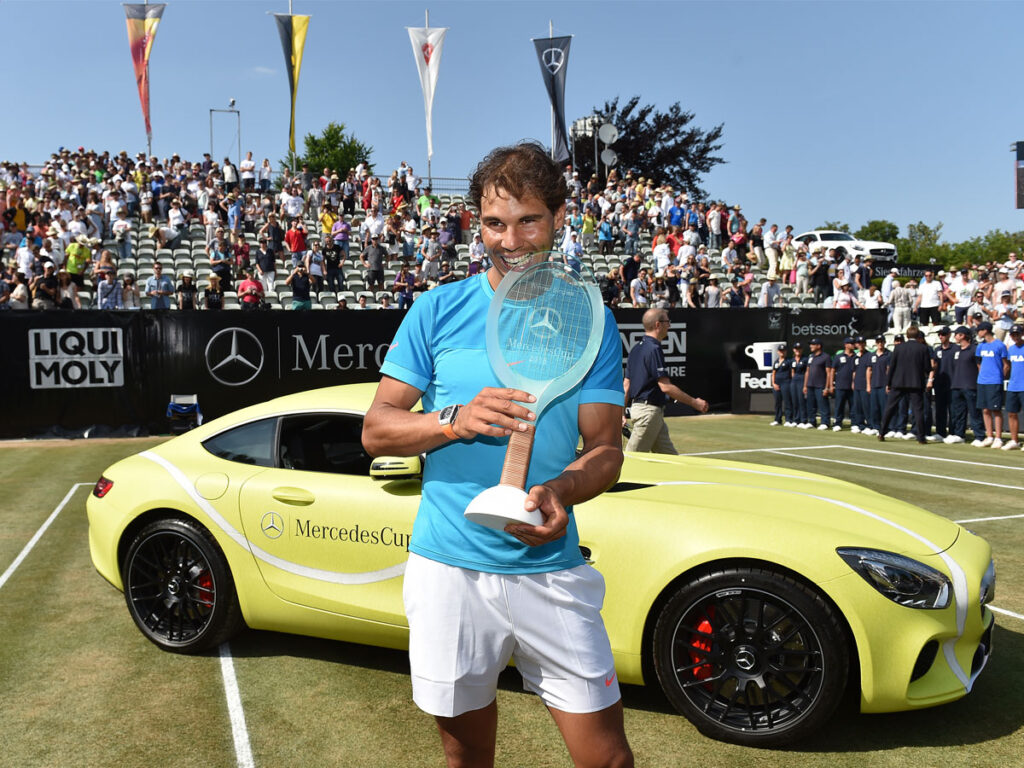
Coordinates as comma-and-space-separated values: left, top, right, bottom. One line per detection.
379, 273, 624, 574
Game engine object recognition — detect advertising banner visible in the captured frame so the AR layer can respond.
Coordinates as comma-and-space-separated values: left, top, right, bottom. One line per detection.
0, 308, 885, 438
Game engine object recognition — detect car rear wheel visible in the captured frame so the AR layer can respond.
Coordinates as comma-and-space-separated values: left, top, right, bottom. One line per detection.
652, 567, 848, 747
122, 518, 243, 653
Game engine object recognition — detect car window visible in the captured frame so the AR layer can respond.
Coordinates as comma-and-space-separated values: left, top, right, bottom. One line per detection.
798, 235, 814, 245
202, 418, 278, 467
821, 233, 855, 241
278, 413, 372, 475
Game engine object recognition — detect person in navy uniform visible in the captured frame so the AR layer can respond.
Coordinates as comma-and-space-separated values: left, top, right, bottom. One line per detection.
879, 326, 932, 442
831, 337, 857, 431
851, 336, 870, 433
931, 326, 955, 441
946, 326, 983, 444
803, 337, 833, 429
865, 335, 890, 436
771, 344, 793, 426
790, 342, 810, 427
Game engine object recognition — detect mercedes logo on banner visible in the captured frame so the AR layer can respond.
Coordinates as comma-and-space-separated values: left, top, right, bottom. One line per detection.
542, 47, 565, 74
205, 327, 265, 386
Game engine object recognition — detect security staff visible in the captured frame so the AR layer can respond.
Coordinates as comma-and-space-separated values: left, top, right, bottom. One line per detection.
947, 326, 983, 444
831, 337, 857, 431
851, 336, 870, 433
865, 335, 890, 436
624, 308, 709, 453
803, 337, 833, 429
932, 326, 955, 440
771, 344, 793, 426
790, 342, 809, 427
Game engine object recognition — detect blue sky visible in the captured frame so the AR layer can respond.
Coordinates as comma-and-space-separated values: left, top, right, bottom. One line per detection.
2, 0, 1022, 243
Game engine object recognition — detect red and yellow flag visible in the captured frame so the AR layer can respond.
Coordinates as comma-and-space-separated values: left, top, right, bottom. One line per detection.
124, 3, 166, 142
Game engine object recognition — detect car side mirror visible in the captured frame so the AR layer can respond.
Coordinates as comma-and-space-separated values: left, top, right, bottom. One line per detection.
370, 456, 422, 480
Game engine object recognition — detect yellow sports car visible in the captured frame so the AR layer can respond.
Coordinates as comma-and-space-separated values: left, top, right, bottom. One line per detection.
87, 384, 995, 746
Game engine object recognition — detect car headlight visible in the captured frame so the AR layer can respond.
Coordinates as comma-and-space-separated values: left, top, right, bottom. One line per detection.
837, 548, 951, 609
980, 559, 996, 606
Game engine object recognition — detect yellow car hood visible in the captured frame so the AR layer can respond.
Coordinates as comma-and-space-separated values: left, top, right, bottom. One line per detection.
612, 453, 961, 558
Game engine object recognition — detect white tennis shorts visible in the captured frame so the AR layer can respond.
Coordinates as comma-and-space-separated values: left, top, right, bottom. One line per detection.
403, 552, 621, 718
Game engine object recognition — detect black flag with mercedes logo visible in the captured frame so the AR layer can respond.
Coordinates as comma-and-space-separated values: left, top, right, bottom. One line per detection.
532, 36, 571, 163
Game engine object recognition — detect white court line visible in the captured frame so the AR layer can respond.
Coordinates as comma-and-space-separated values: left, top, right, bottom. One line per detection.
766, 451, 1024, 492
955, 513, 1024, 524
682, 445, 841, 456
0, 482, 90, 592
219, 643, 255, 768
837, 444, 1024, 471
990, 606, 1024, 622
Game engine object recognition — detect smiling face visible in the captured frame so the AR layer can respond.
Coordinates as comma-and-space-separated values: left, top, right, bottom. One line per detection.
479, 185, 564, 288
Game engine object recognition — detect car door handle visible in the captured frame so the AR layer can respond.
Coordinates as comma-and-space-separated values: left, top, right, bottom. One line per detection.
271, 487, 315, 506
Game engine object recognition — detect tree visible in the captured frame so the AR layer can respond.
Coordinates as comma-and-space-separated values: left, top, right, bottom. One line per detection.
854, 220, 899, 243
570, 96, 724, 199
814, 221, 851, 233
896, 221, 953, 266
279, 121, 373, 180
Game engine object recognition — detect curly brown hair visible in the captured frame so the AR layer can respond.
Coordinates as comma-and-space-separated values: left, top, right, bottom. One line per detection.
468, 141, 567, 215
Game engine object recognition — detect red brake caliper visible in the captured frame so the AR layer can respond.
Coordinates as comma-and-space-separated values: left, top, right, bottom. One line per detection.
196, 571, 214, 607
690, 607, 715, 681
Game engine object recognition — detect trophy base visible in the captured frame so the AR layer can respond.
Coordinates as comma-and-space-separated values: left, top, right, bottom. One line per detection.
464, 485, 543, 530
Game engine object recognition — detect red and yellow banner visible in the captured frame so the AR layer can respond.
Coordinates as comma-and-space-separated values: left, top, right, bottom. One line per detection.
124, 3, 166, 142
273, 13, 310, 154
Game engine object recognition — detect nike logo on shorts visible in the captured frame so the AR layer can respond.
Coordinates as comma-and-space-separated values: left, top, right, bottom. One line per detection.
604, 674, 616, 687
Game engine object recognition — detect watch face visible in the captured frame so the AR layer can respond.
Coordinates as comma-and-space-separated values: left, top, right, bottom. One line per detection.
439, 404, 458, 424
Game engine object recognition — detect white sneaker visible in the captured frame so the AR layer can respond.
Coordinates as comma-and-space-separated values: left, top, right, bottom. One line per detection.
971, 439, 986, 447
925, 435, 941, 443
893, 432, 905, 440
991, 438, 1004, 449
817, 424, 829, 431
885, 431, 897, 439
800, 423, 813, 429
770, 421, 780, 426
832, 425, 842, 432
1000, 440, 1019, 451
980, 437, 994, 447
850, 426, 861, 434
902, 432, 916, 440
944, 435, 964, 444
784, 421, 796, 427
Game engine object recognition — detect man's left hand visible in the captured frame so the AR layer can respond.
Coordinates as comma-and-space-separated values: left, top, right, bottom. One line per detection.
505, 484, 568, 546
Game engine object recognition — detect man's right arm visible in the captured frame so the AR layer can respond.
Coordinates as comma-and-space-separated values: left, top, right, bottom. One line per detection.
363, 376, 538, 458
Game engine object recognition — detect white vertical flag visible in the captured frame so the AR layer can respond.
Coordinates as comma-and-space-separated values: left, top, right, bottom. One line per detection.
407, 26, 448, 161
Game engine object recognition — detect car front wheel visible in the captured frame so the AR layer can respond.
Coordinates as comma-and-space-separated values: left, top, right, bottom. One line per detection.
652, 567, 848, 747
122, 518, 243, 653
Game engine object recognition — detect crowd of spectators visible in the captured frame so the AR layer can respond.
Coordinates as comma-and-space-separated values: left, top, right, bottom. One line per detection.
2, 148, 1022, 322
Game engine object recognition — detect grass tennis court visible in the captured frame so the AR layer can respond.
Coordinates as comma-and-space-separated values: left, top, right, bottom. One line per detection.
1, 417, 1022, 767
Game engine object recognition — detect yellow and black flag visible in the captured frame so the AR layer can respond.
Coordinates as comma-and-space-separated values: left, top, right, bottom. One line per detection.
273, 13, 310, 155
124, 3, 166, 145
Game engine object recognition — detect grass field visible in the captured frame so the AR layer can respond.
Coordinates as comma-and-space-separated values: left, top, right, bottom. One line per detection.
1, 417, 1022, 768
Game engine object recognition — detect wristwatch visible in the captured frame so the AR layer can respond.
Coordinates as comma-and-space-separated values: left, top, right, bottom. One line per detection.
438, 404, 462, 440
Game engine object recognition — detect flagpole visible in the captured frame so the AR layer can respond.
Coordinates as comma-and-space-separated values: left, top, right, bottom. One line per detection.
549, 20, 554, 161
145, 0, 152, 159
426, 8, 432, 186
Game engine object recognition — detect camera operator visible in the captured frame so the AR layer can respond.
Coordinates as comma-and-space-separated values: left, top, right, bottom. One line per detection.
285, 263, 312, 310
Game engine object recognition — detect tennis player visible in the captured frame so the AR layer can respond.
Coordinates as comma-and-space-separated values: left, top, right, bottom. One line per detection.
363, 142, 633, 768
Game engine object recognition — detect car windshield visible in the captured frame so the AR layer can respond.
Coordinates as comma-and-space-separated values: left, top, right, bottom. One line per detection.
820, 233, 855, 241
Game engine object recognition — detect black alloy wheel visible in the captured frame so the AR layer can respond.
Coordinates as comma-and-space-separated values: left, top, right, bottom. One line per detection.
653, 567, 848, 747
122, 518, 243, 653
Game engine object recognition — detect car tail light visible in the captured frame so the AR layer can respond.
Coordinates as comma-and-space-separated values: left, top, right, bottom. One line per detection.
93, 476, 114, 498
